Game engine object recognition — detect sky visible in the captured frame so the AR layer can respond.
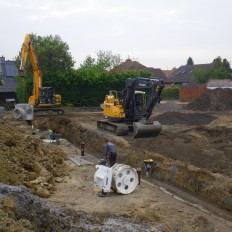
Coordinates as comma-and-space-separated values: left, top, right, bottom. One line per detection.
0, 0, 232, 70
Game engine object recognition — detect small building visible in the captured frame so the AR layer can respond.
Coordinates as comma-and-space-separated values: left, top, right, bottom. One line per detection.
0, 56, 18, 108
206, 79, 232, 89
169, 63, 213, 85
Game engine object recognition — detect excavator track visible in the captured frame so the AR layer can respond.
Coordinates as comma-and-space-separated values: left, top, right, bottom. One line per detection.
97, 119, 129, 136
34, 108, 64, 117
97, 119, 162, 138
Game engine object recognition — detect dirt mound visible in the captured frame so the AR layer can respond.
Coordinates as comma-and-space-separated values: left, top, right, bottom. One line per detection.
0, 123, 67, 197
153, 112, 216, 125
207, 115, 232, 129
0, 183, 75, 231
1, 183, 154, 232
185, 88, 232, 111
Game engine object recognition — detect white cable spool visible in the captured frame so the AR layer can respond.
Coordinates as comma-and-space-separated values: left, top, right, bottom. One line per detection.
111, 164, 138, 194
94, 165, 112, 193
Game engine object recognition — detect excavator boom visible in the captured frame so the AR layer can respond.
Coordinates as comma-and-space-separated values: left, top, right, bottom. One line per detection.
13, 34, 63, 121
19, 34, 42, 105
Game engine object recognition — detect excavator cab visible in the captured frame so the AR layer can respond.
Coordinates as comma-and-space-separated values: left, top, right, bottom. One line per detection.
38, 87, 62, 107
130, 91, 145, 121
39, 87, 55, 105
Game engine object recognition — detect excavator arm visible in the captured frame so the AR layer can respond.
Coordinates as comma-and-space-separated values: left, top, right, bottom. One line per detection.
143, 79, 164, 120
19, 34, 42, 105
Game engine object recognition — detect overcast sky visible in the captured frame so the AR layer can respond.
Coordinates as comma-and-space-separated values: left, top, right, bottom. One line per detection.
1, 0, 232, 69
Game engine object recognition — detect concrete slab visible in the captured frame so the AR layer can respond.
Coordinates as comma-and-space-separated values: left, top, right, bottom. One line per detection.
69, 155, 94, 166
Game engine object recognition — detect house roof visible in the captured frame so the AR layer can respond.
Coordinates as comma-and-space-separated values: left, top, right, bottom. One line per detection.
162, 69, 175, 78
5, 61, 18, 77
111, 58, 147, 72
111, 58, 171, 83
148, 67, 172, 83
170, 63, 213, 84
207, 79, 232, 88
0, 56, 17, 93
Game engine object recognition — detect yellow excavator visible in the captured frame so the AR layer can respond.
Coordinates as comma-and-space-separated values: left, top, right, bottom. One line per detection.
18, 34, 63, 116
97, 77, 164, 138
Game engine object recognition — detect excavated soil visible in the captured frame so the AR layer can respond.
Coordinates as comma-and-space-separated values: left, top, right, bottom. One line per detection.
1, 100, 232, 231
31, 109, 232, 212
0, 122, 68, 196
132, 112, 232, 177
185, 88, 232, 111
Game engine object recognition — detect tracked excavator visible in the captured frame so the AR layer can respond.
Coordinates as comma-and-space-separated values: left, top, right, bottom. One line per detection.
97, 77, 164, 138
13, 34, 63, 120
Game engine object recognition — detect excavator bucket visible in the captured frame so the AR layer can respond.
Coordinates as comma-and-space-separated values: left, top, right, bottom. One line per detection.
133, 121, 162, 138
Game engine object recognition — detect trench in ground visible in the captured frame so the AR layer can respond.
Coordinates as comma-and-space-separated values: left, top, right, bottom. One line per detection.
33, 113, 232, 214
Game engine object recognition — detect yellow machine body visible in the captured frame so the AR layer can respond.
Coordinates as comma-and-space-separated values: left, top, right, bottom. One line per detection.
103, 91, 125, 119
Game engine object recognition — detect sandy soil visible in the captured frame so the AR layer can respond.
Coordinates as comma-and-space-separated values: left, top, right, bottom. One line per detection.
34, 105, 232, 230
1, 101, 232, 231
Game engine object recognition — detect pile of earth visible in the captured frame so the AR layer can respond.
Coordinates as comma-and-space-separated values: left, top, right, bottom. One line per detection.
185, 88, 232, 111
0, 183, 77, 231
0, 122, 68, 198
0, 183, 151, 232
153, 112, 216, 125
0, 121, 163, 232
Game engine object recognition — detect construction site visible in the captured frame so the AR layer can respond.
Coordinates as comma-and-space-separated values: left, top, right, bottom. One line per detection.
0, 87, 232, 232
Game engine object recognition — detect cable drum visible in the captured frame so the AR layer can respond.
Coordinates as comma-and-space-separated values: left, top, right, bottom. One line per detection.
111, 164, 138, 194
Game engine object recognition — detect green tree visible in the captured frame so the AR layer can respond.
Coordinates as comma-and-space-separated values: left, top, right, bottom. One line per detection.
96, 50, 122, 71
29, 34, 75, 78
193, 56, 232, 83
78, 50, 123, 82
187, 57, 194, 65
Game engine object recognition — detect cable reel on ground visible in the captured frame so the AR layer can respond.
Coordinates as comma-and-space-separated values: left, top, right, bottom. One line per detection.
112, 164, 138, 194
94, 163, 138, 195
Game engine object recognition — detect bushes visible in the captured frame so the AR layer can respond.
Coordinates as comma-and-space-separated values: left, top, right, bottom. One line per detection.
161, 85, 179, 100
58, 70, 151, 107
